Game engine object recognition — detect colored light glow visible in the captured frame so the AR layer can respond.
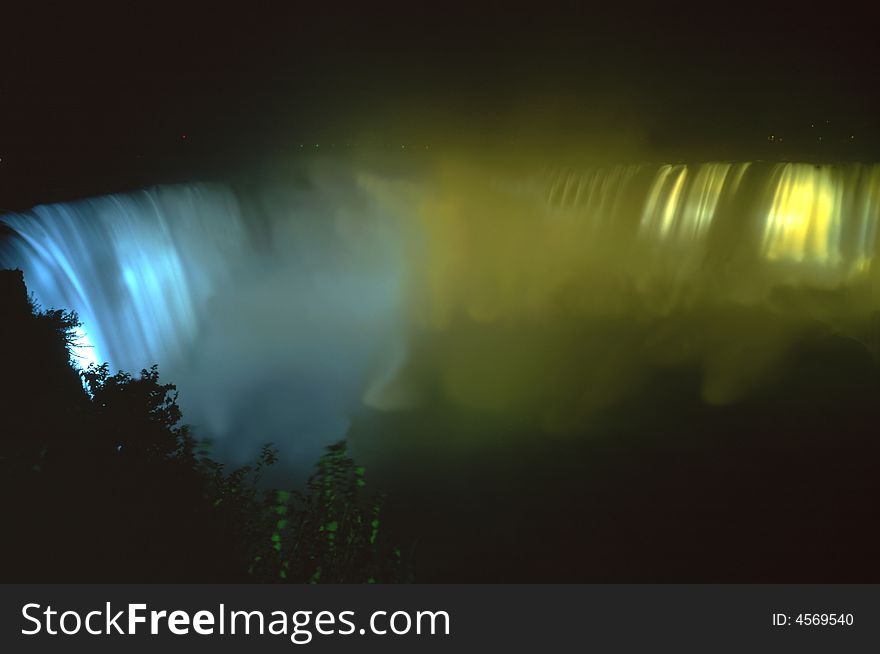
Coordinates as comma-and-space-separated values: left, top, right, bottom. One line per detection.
762, 164, 839, 265
4, 158, 880, 452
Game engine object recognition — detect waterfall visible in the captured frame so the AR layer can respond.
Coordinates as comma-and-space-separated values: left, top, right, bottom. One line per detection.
1, 184, 249, 371
1, 174, 407, 466
3, 159, 880, 457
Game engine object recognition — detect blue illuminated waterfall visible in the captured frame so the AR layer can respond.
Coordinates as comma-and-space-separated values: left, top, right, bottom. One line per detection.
1, 185, 249, 370
1, 176, 408, 465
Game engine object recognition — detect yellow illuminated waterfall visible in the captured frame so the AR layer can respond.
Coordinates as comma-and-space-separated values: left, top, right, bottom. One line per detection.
360, 159, 880, 421
390, 161, 879, 332
762, 164, 839, 265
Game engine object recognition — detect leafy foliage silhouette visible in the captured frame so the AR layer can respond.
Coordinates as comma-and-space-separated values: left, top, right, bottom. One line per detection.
0, 269, 408, 582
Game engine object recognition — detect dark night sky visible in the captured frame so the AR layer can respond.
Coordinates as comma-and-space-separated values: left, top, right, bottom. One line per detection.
2, 2, 880, 209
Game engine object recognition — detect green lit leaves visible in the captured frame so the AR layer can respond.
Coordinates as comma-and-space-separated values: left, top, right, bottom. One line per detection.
236, 440, 407, 584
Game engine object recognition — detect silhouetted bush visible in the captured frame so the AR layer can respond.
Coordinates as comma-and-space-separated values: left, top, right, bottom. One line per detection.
0, 269, 408, 582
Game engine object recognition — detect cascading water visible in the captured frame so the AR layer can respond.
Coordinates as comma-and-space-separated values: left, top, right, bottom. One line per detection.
0, 171, 408, 467
514, 161, 880, 286
3, 159, 880, 461
0, 184, 249, 370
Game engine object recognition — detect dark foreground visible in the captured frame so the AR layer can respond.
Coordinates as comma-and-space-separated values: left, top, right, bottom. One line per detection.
2, 267, 880, 582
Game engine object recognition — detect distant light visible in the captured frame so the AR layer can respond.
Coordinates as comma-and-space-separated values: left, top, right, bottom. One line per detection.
70, 325, 99, 369
315, 144, 319, 148
181, 134, 187, 140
